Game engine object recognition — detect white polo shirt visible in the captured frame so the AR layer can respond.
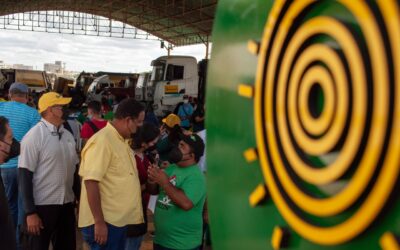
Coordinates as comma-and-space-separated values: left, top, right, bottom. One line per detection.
19, 118, 79, 205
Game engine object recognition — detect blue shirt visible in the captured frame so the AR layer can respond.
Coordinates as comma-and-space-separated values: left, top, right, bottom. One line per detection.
0, 101, 41, 168
177, 103, 193, 128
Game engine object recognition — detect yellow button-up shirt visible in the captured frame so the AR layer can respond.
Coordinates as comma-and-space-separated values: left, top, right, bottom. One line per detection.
78, 123, 143, 227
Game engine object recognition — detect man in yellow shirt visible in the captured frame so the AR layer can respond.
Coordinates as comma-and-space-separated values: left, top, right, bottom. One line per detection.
79, 98, 145, 249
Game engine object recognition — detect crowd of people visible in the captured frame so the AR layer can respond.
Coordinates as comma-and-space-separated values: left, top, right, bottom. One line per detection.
0, 82, 208, 250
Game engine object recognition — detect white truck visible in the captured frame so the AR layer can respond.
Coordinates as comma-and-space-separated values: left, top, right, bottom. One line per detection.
140, 55, 207, 117
134, 72, 151, 102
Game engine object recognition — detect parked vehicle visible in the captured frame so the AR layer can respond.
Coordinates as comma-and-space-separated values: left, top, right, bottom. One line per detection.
0, 69, 50, 94
86, 75, 115, 102
142, 56, 208, 116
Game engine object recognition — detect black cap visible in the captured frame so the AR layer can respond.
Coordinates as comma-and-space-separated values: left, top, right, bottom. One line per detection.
180, 133, 205, 161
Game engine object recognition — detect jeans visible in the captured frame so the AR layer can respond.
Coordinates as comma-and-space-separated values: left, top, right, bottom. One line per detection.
125, 235, 144, 250
1, 167, 24, 249
81, 224, 127, 250
1, 167, 18, 226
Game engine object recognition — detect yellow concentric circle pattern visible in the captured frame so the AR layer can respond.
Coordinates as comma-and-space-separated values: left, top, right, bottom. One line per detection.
254, 0, 400, 245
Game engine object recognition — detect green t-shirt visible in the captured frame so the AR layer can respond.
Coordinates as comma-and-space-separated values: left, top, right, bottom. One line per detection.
154, 164, 206, 249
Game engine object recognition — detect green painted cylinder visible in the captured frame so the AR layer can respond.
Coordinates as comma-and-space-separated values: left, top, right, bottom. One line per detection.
207, 1, 400, 249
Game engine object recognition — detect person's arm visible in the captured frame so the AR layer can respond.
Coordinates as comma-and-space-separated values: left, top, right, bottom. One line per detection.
18, 169, 36, 215
162, 181, 194, 210
195, 115, 205, 123
18, 168, 43, 236
146, 181, 159, 195
79, 136, 111, 245
148, 166, 193, 210
85, 180, 108, 245
73, 164, 81, 201
18, 130, 43, 235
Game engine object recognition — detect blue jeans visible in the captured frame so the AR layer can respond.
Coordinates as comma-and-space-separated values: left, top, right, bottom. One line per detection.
125, 235, 144, 250
1, 167, 24, 249
81, 224, 127, 250
1, 167, 18, 226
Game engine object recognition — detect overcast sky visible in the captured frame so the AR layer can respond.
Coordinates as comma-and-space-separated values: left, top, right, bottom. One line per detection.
0, 29, 207, 73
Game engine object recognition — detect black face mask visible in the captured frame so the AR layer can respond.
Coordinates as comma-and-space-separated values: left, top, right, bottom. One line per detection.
3, 138, 20, 163
167, 147, 183, 164
61, 107, 70, 121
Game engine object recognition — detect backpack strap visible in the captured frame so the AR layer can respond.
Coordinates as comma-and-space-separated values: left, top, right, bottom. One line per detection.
86, 120, 100, 134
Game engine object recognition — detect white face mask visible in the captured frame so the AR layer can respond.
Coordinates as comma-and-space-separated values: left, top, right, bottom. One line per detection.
183, 99, 189, 104
87, 114, 93, 120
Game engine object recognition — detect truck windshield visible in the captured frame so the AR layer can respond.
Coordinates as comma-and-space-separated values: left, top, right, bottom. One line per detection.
151, 62, 165, 81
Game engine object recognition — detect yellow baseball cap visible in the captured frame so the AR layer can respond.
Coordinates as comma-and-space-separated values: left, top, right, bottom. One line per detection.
162, 114, 181, 128
38, 92, 72, 113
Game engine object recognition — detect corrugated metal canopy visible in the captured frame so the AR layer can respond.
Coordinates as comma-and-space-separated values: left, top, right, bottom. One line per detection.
0, 0, 217, 46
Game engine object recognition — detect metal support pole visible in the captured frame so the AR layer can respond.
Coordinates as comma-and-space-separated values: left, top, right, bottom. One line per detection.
205, 36, 209, 59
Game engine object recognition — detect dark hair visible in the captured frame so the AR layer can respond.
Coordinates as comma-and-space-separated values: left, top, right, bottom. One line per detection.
168, 125, 183, 146
0, 116, 9, 141
87, 100, 101, 114
132, 123, 160, 149
114, 98, 145, 119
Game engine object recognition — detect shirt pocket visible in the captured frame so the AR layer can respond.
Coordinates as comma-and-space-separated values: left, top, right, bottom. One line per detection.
109, 148, 136, 177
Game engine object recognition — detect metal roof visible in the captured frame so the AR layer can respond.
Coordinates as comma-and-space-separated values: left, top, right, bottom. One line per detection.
0, 0, 218, 46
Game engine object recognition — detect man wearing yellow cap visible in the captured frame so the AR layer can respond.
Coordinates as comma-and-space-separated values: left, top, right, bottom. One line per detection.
18, 92, 79, 250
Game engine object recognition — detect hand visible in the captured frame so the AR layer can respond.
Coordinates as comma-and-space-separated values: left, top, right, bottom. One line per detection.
26, 213, 44, 236
148, 165, 169, 187
182, 129, 193, 136
160, 125, 166, 135
94, 220, 108, 245
147, 164, 158, 184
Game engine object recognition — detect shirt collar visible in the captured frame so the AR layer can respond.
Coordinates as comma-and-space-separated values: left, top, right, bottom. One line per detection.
107, 122, 127, 142
40, 118, 64, 133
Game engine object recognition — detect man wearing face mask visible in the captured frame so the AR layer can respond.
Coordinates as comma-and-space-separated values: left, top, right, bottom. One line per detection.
0, 116, 20, 250
147, 134, 206, 250
79, 98, 145, 250
80, 100, 107, 146
0, 82, 40, 246
177, 95, 194, 130
18, 92, 79, 250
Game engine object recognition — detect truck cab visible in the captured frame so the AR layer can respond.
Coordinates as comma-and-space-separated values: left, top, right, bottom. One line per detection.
86, 75, 115, 102
150, 56, 199, 116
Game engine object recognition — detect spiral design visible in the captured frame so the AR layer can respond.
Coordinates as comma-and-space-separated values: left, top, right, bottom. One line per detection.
254, 0, 400, 245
